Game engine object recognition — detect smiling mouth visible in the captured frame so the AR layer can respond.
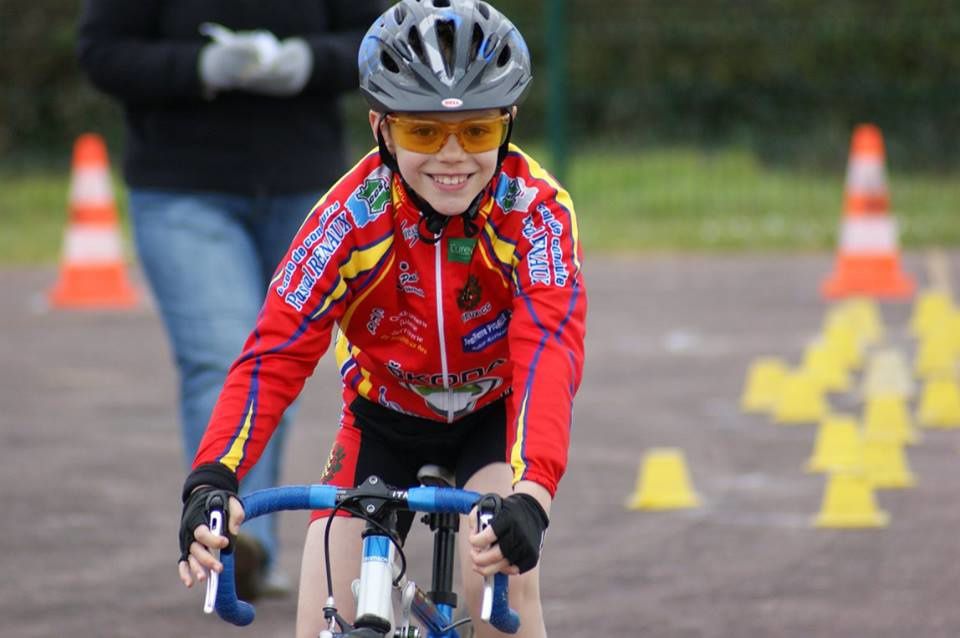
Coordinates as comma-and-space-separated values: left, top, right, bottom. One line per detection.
430, 174, 470, 186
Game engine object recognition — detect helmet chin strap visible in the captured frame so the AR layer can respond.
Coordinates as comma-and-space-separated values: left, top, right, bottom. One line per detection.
376, 114, 515, 244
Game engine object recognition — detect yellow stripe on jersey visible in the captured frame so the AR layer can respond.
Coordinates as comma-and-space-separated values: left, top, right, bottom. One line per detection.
334, 328, 351, 372
481, 221, 521, 272
474, 237, 511, 289
219, 403, 256, 472
309, 235, 394, 321
340, 234, 393, 282
510, 390, 531, 482
310, 277, 349, 320
333, 331, 375, 398
355, 346, 374, 397
339, 248, 396, 332
334, 245, 396, 400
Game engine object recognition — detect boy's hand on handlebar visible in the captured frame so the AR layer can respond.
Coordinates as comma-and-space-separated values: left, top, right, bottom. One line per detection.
468, 492, 549, 576
177, 487, 245, 588
469, 515, 519, 577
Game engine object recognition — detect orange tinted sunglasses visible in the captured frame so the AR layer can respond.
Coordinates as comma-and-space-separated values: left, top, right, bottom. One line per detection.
385, 113, 510, 154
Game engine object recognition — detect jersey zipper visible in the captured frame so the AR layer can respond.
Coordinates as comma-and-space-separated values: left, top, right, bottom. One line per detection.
434, 239, 453, 423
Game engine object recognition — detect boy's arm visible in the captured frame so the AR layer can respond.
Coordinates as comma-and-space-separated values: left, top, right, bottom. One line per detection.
506, 181, 587, 498
191, 155, 391, 479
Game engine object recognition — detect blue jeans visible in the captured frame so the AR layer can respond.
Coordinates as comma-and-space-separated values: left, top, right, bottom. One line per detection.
130, 188, 319, 569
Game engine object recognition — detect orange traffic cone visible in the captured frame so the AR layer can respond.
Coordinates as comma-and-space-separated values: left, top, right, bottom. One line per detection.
48, 133, 138, 309
821, 124, 915, 300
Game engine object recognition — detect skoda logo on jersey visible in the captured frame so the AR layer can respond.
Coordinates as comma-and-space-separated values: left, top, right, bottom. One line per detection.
347, 175, 391, 228
411, 377, 502, 419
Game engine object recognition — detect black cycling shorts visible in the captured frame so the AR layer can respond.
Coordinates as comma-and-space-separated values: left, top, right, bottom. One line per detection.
311, 394, 508, 540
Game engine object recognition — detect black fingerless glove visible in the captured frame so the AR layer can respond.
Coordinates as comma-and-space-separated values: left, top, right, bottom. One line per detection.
178, 463, 239, 563
490, 493, 549, 574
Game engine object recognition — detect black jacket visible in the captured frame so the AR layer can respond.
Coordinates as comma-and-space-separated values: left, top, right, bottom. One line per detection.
77, 0, 385, 195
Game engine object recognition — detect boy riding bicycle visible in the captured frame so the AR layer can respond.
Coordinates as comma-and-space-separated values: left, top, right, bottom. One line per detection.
177, 1, 586, 636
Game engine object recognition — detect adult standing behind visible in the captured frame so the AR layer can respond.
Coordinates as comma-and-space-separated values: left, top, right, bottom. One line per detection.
76, 0, 386, 600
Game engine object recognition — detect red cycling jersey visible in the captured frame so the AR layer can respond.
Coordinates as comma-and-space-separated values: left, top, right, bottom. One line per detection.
193, 144, 586, 497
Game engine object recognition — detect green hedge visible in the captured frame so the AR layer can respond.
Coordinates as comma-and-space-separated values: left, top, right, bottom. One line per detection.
496, 0, 960, 170
3, 0, 959, 171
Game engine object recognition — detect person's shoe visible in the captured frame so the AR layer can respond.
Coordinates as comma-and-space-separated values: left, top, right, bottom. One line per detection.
232, 533, 267, 601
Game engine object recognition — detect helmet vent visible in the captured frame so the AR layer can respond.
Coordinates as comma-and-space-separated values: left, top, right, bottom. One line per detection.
407, 26, 426, 64
393, 5, 408, 23
477, 2, 491, 19
394, 38, 413, 61
436, 19, 456, 76
432, 0, 451, 7
497, 45, 512, 67
380, 50, 400, 73
470, 23, 484, 59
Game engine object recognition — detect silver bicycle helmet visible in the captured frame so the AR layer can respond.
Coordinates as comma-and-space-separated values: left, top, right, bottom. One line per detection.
359, 0, 532, 113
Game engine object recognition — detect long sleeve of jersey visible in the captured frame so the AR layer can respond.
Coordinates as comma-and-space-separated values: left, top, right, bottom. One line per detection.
192, 155, 392, 478
505, 167, 587, 498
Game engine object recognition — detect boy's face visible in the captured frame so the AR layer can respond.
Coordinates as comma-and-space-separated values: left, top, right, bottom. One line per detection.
371, 109, 505, 216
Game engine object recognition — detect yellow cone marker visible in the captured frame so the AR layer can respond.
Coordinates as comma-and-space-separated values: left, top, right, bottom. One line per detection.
862, 439, 916, 489
843, 297, 884, 346
917, 378, 960, 429
806, 414, 863, 473
626, 448, 700, 510
773, 371, 829, 424
740, 357, 788, 413
863, 395, 919, 445
802, 340, 851, 393
944, 312, 960, 354
913, 334, 957, 380
812, 472, 889, 529
823, 314, 864, 371
910, 289, 953, 339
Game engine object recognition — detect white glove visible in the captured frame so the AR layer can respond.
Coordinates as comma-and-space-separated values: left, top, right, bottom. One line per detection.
197, 22, 282, 95
198, 39, 262, 94
239, 37, 314, 97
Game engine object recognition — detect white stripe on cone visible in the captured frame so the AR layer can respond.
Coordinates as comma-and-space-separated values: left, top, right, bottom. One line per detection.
845, 157, 887, 196
839, 217, 899, 253
69, 167, 114, 207
62, 226, 124, 264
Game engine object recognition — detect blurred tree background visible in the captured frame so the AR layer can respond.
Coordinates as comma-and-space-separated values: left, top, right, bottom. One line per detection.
4, 0, 958, 172
2, 0, 959, 259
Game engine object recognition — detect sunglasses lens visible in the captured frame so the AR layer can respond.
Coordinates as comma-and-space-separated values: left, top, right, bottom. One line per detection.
391, 120, 446, 153
459, 118, 508, 152
388, 115, 508, 153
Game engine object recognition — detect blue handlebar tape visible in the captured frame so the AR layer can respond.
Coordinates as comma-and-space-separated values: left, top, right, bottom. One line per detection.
241, 484, 339, 519
406, 486, 480, 514
490, 572, 521, 634
215, 553, 255, 626
215, 485, 337, 624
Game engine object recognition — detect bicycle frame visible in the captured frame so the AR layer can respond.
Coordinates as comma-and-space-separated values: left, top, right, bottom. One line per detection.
208, 478, 520, 636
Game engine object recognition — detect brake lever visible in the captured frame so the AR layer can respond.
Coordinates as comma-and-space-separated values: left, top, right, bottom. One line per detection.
203, 508, 224, 614
475, 495, 501, 622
